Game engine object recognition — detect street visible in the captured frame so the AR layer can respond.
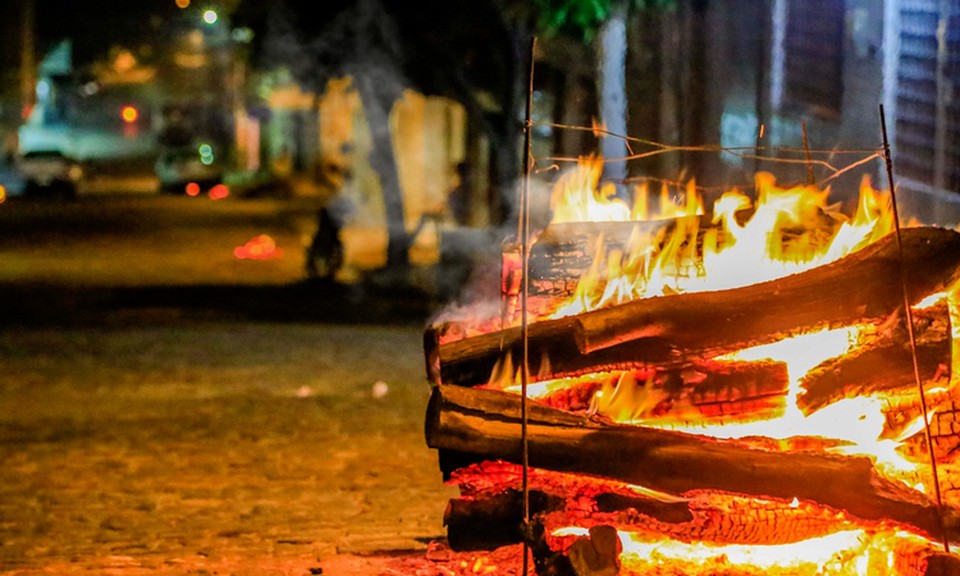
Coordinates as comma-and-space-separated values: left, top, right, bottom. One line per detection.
0, 193, 460, 575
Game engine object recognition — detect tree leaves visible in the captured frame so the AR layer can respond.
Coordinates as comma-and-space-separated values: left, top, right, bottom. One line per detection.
534, 0, 610, 41
532, 0, 676, 42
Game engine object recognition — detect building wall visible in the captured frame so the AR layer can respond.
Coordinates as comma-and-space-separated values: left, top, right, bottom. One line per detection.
265, 77, 469, 231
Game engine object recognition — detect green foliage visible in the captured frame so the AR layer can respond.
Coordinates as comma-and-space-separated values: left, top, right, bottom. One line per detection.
534, 0, 608, 40
533, 0, 676, 41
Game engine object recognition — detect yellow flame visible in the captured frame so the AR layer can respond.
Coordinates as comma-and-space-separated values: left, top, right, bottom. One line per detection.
548, 164, 893, 319
550, 156, 632, 223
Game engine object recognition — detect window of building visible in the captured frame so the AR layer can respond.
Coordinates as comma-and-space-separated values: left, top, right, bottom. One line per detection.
771, 0, 846, 117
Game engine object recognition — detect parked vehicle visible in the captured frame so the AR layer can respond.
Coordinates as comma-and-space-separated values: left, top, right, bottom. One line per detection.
16, 150, 83, 199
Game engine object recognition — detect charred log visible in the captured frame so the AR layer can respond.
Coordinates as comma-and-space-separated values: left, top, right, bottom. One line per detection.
444, 486, 861, 551
534, 359, 791, 424
427, 227, 960, 388
425, 384, 960, 542
444, 489, 564, 551
443, 463, 698, 551
574, 227, 960, 354
798, 303, 951, 413
531, 512, 960, 576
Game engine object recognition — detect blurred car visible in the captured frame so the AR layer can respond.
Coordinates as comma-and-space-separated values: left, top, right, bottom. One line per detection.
155, 144, 223, 194
16, 150, 83, 199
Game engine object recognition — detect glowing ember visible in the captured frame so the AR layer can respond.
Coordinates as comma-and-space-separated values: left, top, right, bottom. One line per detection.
553, 526, 939, 576
209, 184, 230, 200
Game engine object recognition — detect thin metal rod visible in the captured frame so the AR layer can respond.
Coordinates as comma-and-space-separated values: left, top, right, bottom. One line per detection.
879, 103, 950, 553
802, 120, 814, 185
520, 35, 537, 574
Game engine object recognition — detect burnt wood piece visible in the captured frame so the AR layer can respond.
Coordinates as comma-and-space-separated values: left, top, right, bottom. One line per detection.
445, 489, 858, 551
528, 218, 700, 303
444, 465, 697, 551
574, 227, 960, 354
427, 227, 960, 387
444, 489, 565, 551
533, 359, 791, 424
799, 303, 952, 414
425, 384, 960, 542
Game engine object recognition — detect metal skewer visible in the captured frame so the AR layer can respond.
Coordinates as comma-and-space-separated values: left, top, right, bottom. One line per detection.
519, 36, 537, 574
879, 103, 950, 553
802, 119, 814, 185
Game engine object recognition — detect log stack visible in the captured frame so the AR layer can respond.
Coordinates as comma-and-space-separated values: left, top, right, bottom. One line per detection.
423, 224, 960, 575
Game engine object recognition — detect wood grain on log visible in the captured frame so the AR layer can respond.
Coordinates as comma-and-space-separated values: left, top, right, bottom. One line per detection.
425, 384, 960, 542
799, 303, 952, 413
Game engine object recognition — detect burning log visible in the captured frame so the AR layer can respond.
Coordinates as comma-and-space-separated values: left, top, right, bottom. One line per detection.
526, 218, 703, 304
425, 384, 960, 542
573, 227, 960, 354
443, 462, 698, 551
534, 359, 792, 424
798, 302, 952, 413
444, 475, 864, 551
518, 303, 949, 424
427, 227, 960, 388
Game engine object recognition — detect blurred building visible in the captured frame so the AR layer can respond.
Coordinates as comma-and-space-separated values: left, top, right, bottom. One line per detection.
255, 69, 472, 245
523, 0, 960, 224
13, 0, 960, 226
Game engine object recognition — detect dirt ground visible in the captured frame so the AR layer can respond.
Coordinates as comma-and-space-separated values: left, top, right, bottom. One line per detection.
0, 195, 477, 575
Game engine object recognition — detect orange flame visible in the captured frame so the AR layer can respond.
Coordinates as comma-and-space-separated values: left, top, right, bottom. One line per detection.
495, 158, 956, 493
549, 164, 893, 319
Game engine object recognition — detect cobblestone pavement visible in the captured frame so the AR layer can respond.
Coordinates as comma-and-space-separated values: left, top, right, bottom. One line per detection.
0, 194, 494, 575
0, 321, 458, 575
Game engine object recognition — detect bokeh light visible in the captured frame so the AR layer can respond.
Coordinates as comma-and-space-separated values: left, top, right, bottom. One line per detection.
234, 234, 283, 260
208, 184, 229, 200
121, 105, 139, 123
175, 0, 190, 8
202, 9, 218, 25
198, 143, 215, 165
185, 182, 201, 196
